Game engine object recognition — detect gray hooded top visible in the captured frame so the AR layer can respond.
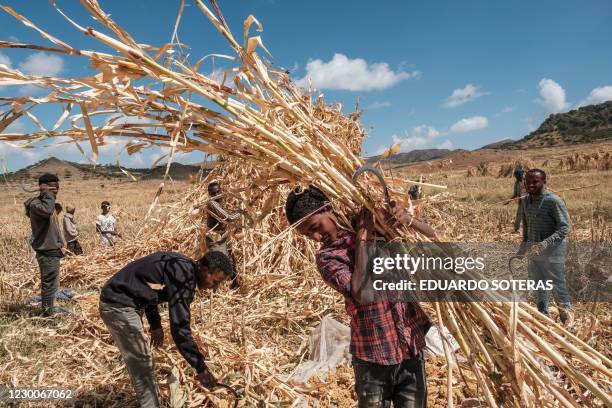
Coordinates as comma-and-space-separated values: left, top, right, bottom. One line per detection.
24, 191, 63, 252
63, 213, 79, 242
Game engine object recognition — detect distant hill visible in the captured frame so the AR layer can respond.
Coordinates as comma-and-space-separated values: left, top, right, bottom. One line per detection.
506, 101, 612, 149
6, 157, 208, 183
368, 148, 455, 166
479, 138, 516, 150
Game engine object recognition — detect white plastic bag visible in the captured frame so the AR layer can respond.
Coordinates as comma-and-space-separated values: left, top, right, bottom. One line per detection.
425, 325, 460, 356
291, 316, 351, 383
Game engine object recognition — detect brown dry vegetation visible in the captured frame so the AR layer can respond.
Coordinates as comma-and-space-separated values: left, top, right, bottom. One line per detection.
0, 142, 611, 407
1, 0, 610, 404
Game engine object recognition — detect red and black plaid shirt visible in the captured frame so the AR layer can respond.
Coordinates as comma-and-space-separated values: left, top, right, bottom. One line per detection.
316, 229, 431, 365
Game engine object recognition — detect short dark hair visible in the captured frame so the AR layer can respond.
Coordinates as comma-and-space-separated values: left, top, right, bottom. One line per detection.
101, 201, 111, 207
200, 250, 233, 277
38, 173, 59, 185
55, 203, 63, 212
207, 181, 220, 194
285, 186, 329, 225
526, 168, 546, 181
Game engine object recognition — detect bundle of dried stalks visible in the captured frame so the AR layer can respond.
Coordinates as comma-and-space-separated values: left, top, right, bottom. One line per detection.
559, 152, 612, 171
1, 1, 611, 406
476, 162, 492, 177
496, 159, 535, 178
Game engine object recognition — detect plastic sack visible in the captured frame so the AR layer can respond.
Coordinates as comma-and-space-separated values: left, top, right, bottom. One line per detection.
424, 325, 460, 356
291, 316, 351, 383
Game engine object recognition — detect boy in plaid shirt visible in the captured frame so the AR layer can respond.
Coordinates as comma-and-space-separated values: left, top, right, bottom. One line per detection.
285, 186, 435, 408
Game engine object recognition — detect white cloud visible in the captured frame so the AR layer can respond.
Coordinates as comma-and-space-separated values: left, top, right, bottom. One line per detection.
0, 120, 46, 167
537, 78, 569, 113
436, 140, 454, 149
391, 134, 429, 152
8, 35, 19, 42
390, 125, 441, 152
0, 52, 11, 68
18, 52, 64, 77
442, 84, 488, 108
295, 53, 419, 91
0, 143, 44, 164
411, 124, 440, 139
450, 116, 488, 133
524, 117, 536, 132
122, 154, 145, 168
578, 86, 612, 107
364, 101, 392, 110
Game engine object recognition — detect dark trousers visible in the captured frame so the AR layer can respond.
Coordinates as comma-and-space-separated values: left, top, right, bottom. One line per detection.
353, 354, 427, 408
67, 240, 83, 255
35, 253, 61, 316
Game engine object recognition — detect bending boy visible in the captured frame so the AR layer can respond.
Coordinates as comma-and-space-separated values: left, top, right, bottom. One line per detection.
100, 250, 233, 407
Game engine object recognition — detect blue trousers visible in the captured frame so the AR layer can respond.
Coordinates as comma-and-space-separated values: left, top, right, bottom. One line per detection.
528, 259, 571, 314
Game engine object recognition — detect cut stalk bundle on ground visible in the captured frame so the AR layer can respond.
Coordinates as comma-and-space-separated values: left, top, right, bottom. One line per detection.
496, 159, 535, 178
0, 1, 611, 407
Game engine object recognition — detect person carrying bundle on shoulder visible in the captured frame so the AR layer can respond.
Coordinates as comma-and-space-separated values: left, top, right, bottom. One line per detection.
99, 250, 233, 408
285, 186, 436, 408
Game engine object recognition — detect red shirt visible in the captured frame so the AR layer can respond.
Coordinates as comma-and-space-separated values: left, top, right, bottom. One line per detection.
316, 229, 431, 365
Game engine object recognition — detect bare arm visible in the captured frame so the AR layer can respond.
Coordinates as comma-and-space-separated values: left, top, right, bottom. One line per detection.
351, 208, 376, 304
387, 202, 437, 239
209, 200, 241, 223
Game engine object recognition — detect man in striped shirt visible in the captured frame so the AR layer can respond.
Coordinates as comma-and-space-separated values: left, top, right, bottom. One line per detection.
518, 169, 574, 326
206, 181, 241, 288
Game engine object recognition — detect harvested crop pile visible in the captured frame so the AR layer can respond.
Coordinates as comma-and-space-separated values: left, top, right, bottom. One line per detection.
1, 1, 611, 406
476, 161, 492, 177
556, 152, 612, 171
496, 159, 535, 178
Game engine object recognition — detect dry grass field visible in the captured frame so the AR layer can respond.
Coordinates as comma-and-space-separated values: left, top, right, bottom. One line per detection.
397, 140, 612, 241
0, 178, 192, 300
0, 141, 610, 407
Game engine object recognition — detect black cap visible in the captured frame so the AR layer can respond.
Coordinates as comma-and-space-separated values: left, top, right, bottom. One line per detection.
38, 173, 59, 185
101, 201, 111, 207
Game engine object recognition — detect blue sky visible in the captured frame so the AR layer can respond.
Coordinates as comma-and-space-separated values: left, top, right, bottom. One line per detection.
1, 0, 611, 171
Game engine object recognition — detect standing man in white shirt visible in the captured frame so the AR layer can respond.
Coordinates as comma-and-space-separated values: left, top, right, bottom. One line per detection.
96, 201, 121, 246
